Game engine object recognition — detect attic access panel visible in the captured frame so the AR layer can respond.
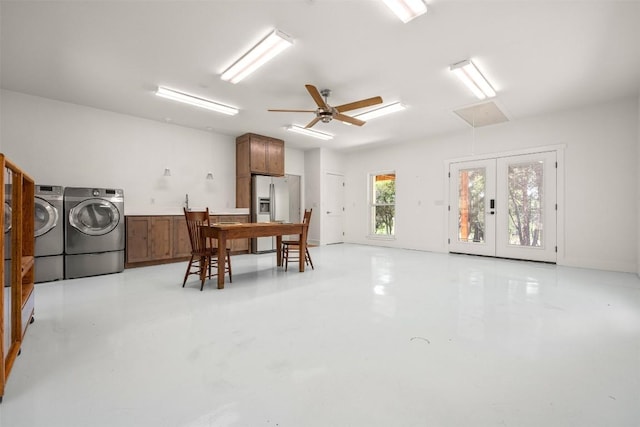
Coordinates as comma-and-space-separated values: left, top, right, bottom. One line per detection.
453, 101, 509, 128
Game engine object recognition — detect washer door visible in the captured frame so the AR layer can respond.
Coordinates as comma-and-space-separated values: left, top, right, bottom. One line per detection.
34, 198, 59, 237
69, 198, 120, 236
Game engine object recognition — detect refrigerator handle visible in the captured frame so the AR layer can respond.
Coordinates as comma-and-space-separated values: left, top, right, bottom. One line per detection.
270, 183, 275, 222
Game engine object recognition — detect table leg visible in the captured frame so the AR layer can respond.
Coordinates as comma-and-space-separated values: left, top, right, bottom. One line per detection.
217, 233, 227, 289
276, 235, 283, 266
299, 225, 307, 272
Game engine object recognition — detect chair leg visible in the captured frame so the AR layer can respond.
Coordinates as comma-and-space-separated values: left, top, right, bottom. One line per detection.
306, 248, 314, 270
183, 256, 195, 287
227, 249, 233, 283
200, 255, 208, 291
284, 245, 289, 272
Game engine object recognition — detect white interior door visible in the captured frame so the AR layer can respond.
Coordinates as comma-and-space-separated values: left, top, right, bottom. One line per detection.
449, 159, 496, 256
324, 172, 344, 245
449, 151, 557, 263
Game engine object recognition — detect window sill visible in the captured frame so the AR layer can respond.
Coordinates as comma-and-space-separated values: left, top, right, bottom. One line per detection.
367, 234, 396, 241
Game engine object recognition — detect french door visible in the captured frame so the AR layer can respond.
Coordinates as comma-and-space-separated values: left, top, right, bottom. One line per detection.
449, 151, 557, 262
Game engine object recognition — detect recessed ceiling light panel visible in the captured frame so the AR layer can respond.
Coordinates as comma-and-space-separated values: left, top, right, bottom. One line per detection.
221, 29, 293, 84
286, 125, 333, 140
156, 86, 239, 115
450, 59, 496, 100
354, 102, 406, 121
382, 0, 427, 23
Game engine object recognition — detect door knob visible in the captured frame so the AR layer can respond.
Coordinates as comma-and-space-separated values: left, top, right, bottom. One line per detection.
326, 211, 331, 214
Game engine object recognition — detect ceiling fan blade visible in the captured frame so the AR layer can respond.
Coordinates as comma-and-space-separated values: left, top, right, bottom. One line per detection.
305, 84, 328, 109
334, 113, 365, 126
305, 117, 322, 129
268, 109, 316, 112
335, 96, 383, 113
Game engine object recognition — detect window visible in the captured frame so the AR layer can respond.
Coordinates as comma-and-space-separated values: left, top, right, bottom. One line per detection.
369, 172, 396, 237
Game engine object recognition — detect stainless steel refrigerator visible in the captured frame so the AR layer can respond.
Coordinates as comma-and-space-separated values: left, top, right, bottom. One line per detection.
252, 174, 301, 253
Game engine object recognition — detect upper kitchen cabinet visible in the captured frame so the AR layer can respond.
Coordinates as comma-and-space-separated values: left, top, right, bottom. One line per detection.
236, 133, 284, 177
236, 133, 285, 209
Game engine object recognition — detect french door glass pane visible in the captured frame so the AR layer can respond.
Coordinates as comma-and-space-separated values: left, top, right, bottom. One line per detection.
458, 168, 485, 243
507, 161, 544, 247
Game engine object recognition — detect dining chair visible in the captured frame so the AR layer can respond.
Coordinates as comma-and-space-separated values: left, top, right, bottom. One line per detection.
182, 208, 232, 290
281, 208, 314, 271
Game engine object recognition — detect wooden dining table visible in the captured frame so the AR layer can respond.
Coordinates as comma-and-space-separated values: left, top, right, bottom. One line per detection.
200, 222, 309, 289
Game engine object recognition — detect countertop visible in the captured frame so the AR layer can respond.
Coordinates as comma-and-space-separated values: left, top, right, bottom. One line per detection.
125, 208, 250, 216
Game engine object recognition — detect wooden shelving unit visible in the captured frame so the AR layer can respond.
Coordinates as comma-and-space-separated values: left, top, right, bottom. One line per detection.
0, 154, 35, 403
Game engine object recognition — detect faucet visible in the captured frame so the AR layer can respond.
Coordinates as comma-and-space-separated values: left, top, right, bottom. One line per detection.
185, 193, 189, 211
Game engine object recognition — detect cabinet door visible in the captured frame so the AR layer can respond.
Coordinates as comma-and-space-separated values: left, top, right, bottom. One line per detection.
236, 176, 251, 209
267, 140, 284, 176
150, 217, 173, 260
249, 137, 268, 174
126, 217, 151, 263
232, 215, 249, 252
172, 216, 192, 258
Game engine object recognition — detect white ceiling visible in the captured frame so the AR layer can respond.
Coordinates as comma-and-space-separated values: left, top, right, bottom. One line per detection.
2, 1, 639, 151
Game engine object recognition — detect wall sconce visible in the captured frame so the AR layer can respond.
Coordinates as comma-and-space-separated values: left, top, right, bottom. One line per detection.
206, 172, 214, 180
163, 167, 171, 177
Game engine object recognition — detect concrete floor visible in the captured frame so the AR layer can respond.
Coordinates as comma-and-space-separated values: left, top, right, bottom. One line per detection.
1, 244, 639, 427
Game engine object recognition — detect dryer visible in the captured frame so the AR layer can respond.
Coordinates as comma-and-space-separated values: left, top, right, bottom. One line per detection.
64, 187, 125, 279
34, 185, 64, 283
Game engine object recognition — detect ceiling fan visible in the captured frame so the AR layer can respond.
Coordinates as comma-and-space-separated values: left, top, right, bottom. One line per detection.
268, 84, 383, 129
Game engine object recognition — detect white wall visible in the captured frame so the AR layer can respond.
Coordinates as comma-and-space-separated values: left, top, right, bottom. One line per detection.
304, 148, 321, 245
0, 90, 305, 216
345, 97, 639, 273
637, 91, 640, 276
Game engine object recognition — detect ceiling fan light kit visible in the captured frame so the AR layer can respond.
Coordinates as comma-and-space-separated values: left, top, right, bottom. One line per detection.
286, 125, 334, 140
155, 86, 239, 115
450, 59, 496, 100
382, 0, 427, 23
221, 29, 293, 84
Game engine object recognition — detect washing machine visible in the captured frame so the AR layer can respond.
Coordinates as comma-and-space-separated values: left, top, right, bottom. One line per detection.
34, 185, 64, 283
64, 187, 125, 279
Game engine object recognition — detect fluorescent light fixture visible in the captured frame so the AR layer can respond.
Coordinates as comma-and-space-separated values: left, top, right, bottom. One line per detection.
156, 86, 239, 115
286, 125, 334, 141
354, 102, 406, 121
221, 29, 293, 84
450, 59, 496, 100
381, 0, 427, 23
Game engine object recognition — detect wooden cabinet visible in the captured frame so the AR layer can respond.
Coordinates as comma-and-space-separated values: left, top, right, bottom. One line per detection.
236, 133, 285, 209
236, 133, 284, 177
125, 216, 173, 266
126, 214, 250, 268
172, 216, 192, 258
1, 154, 35, 403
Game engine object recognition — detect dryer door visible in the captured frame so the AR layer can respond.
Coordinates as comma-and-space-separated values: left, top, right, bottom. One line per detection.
69, 198, 120, 236
34, 198, 59, 237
